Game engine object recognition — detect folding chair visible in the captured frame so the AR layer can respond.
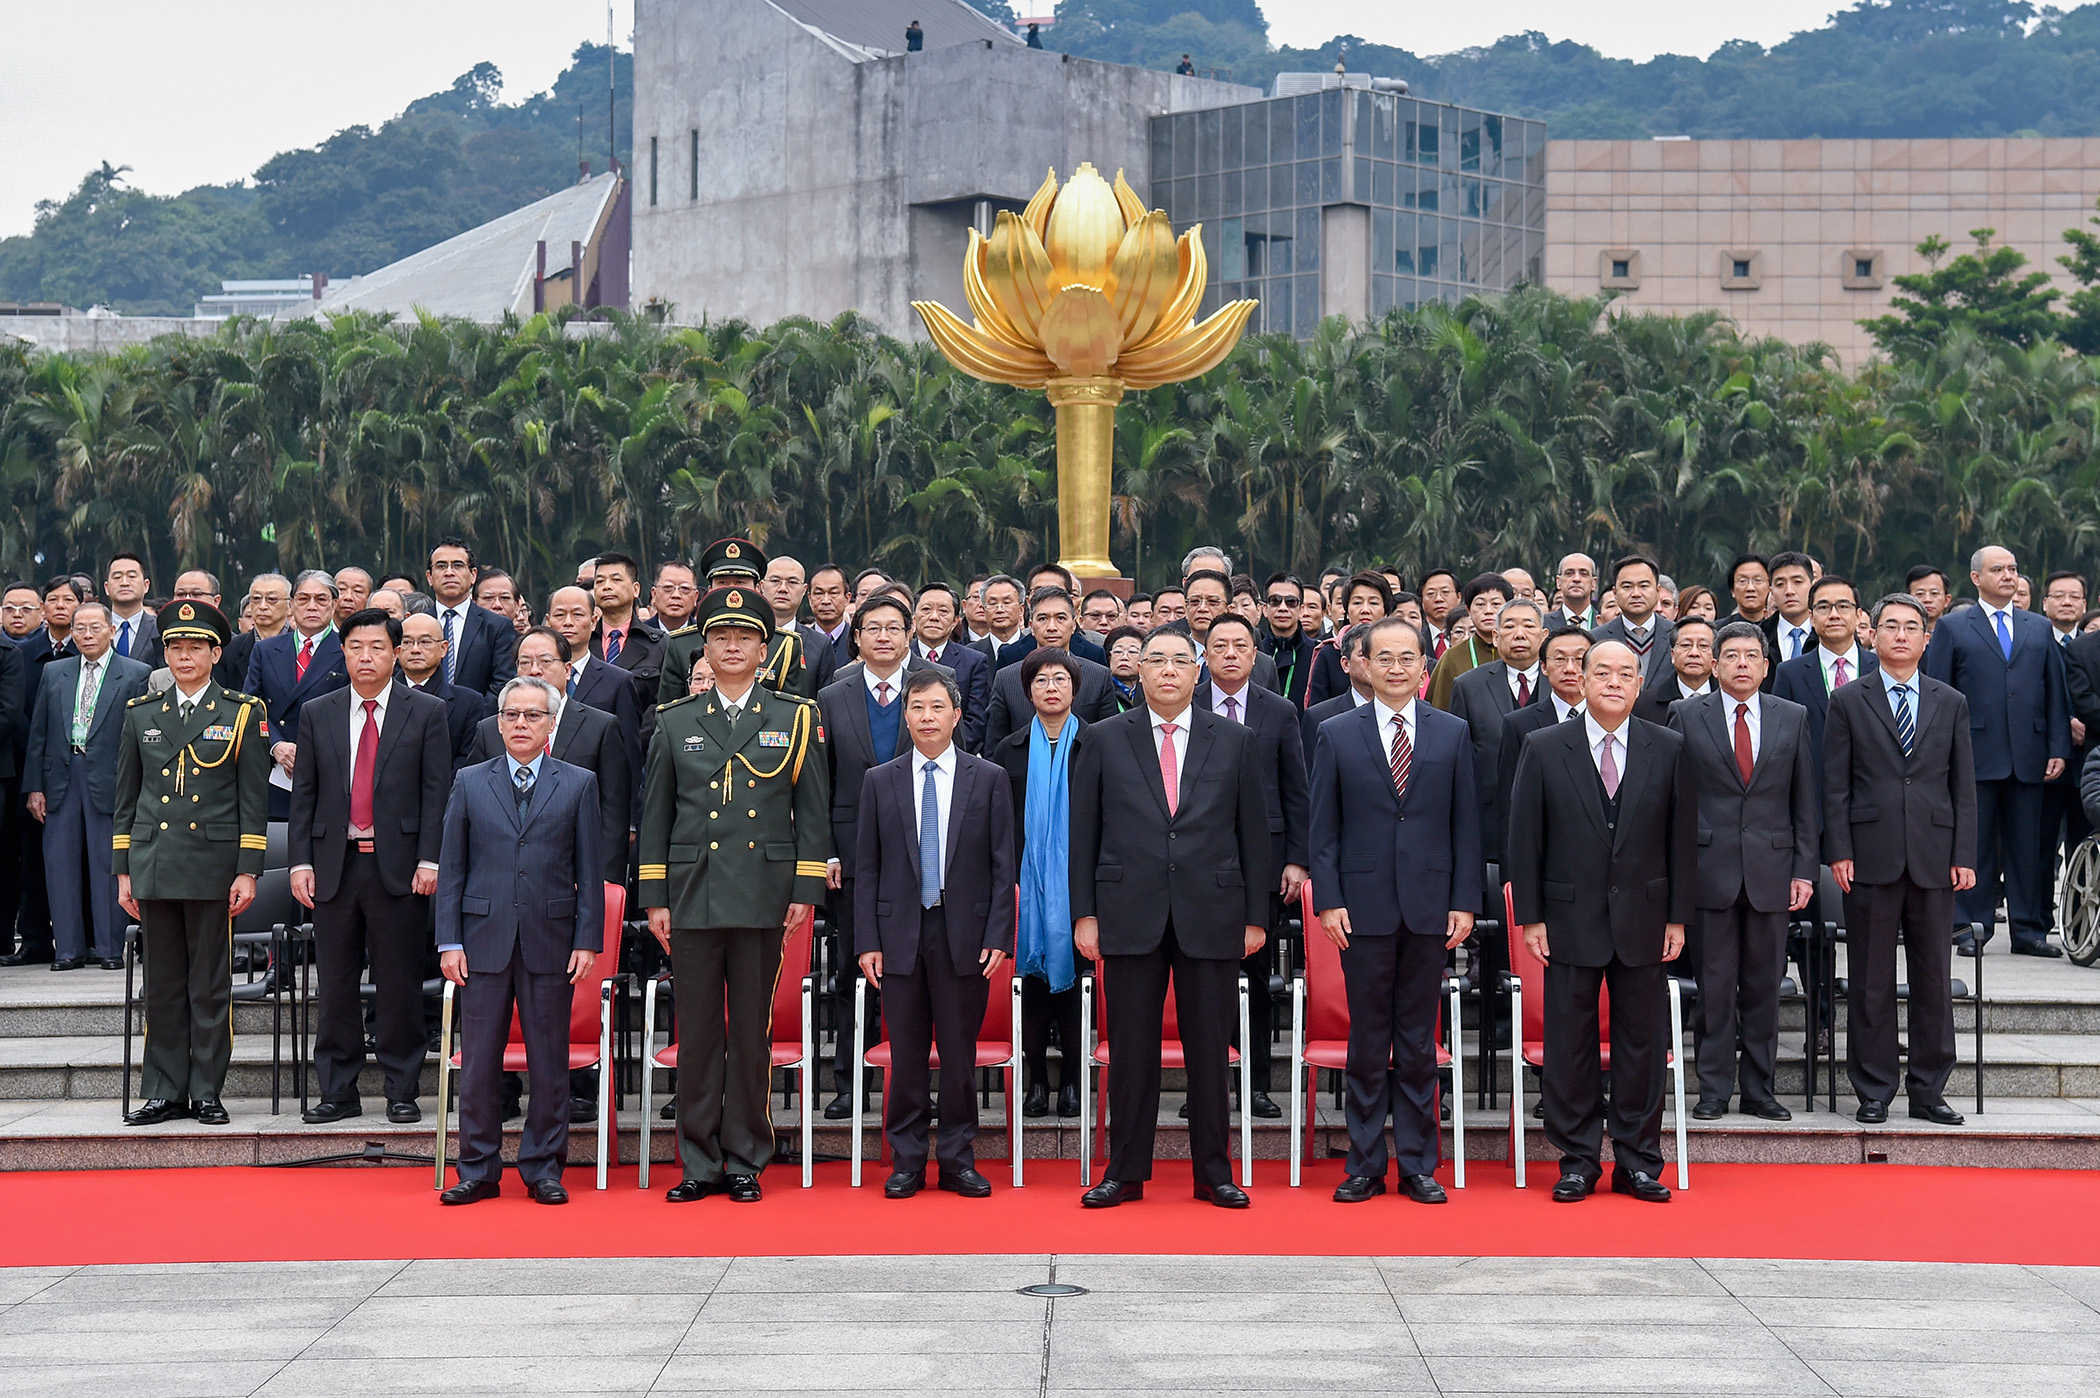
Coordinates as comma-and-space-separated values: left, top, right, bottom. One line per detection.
1288, 881, 1463, 1187
639, 906, 815, 1189
1502, 883, 1688, 1190
434, 883, 627, 1191
1076, 963, 1253, 1188
850, 955, 1024, 1187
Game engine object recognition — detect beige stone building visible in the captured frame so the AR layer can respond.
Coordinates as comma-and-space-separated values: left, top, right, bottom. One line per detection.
1544, 138, 2100, 365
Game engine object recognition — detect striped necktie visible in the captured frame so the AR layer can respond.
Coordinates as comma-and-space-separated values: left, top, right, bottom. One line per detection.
1891, 683, 1916, 757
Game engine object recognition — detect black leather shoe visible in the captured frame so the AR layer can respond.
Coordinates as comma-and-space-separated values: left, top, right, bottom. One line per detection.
191, 1099, 230, 1126
884, 1170, 924, 1198
1081, 1178, 1144, 1208
1611, 1167, 1671, 1203
1057, 1083, 1080, 1118
1550, 1172, 1593, 1203
1333, 1174, 1386, 1203
659, 1100, 676, 1119
1955, 934, 1981, 958
725, 1173, 763, 1203
2013, 942, 2064, 959
1691, 1100, 1727, 1120
100, 957, 125, 971
1194, 1180, 1250, 1208
526, 1178, 569, 1205
0, 950, 52, 967
824, 1093, 854, 1120
1398, 1173, 1448, 1204
124, 1099, 188, 1126
665, 1178, 720, 1203
440, 1179, 500, 1205
302, 1101, 361, 1125
1856, 1100, 1889, 1124
568, 1097, 597, 1125
49, 957, 86, 972
1743, 1099, 1793, 1121
386, 1101, 421, 1124
1023, 1083, 1050, 1117
1909, 1100, 1965, 1125
939, 1167, 992, 1198
1176, 1098, 1190, 1119
1248, 1091, 1282, 1119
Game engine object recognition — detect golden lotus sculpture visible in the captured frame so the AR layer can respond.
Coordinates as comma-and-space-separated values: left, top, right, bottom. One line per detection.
912, 163, 1257, 578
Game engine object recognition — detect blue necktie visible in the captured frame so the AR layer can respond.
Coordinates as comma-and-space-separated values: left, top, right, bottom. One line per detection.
1995, 609, 2013, 660
1789, 626, 1806, 660
919, 760, 942, 908
116, 619, 132, 657
1892, 683, 1916, 757
442, 609, 458, 684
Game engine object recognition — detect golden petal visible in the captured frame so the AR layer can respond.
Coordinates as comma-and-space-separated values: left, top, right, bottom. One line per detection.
1127, 226, 1210, 353
912, 300, 1053, 387
1106, 210, 1180, 347
1021, 168, 1058, 244
1043, 163, 1124, 293
1117, 298, 1258, 390
1112, 169, 1148, 232
982, 211, 1056, 344
1035, 285, 1123, 379
963, 229, 1037, 352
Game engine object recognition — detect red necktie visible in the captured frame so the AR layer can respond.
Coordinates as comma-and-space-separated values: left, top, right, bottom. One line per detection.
1832, 657, 1850, 687
1515, 672, 1531, 705
876, 680, 892, 706
296, 636, 313, 682
1734, 702, 1755, 785
349, 698, 378, 830
1158, 722, 1180, 815
1390, 715, 1412, 802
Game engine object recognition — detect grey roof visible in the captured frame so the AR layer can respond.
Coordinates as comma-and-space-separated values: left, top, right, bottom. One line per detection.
767, 0, 1020, 58
294, 172, 623, 322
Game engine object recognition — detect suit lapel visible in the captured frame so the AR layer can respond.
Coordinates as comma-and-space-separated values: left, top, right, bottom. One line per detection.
898, 762, 922, 882
1698, 694, 1746, 791
85, 660, 126, 739
943, 758, 968, 883
841, 679, 875, 764
485, 760, 523, 833
519, 761, 561, 837
1561, 729, 1610, 842
1181, 712, 1218, 812
1355, 707, 1400, 814
1127, 716, 1173, 822
1612, 722, 1650, 853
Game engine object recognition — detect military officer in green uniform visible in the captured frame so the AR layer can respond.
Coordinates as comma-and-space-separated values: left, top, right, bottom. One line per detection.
641, 584, 830, 1202
655, 537, 808, 706
113, 600, 271, 1126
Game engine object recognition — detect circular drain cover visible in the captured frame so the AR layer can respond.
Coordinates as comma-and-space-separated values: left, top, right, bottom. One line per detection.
1017, 1283, 1089, 1297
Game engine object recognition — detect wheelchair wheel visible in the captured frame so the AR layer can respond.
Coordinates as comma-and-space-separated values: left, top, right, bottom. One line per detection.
2060, 836, 2100, 966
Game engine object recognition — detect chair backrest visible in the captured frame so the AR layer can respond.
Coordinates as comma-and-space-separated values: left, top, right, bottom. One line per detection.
510, 882, 626, 1050
771, 904, 815, 1046
265, 820, 289, 870
234, 867, 295, 934
1502, 882, 1607, 1047
978, 942, 1018, 1041
1299, 881, 1350, 1043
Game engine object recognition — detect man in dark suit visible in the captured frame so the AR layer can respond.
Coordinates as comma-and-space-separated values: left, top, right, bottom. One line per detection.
854, 669, 1017, 1198
1772, 576, 1877, 783
218, 573, 289, 695
1195, 613, 1310, 1117
2, 578, 80, 965
983, 589, 1119, 751
0, 582, 43, 964
968, 574, 1031, 675
1544, 552, 1600, 631
587, 552, 664, 692
816, 594, 950, 1116
1496, 626, 1591, 858
289, 611, 453, 1125
1669, 622, 1818, 1121
246, 569, 350, 820
1301, 623, 1374, 763
426, 536, 517, 703
1507, 639, 1696, 1203
1923, 545, 2071, 956
912, 583, 989, 752
397, 611, 485, 769
1447, 597, 1545, 865
102, 552, 161, 671
984, 583, 1109, 675
1310, 574, 1394, 706
1632, 615, 1717, 726
435, 675, 604, 1205
1069, 626, 1270, 1209
1590, 554, 1675, 688
23, 604, 149, 970
1182, 571, 1279, 692
546, 587, 647, 780
1310, 615, 1481, 1204
1828, 593, 1977, 1125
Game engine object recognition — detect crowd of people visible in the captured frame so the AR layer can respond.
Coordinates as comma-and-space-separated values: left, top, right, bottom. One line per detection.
0, 535, 2091, 1208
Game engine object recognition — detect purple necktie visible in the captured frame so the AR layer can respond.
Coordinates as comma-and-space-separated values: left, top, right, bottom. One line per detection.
1599, 733, 1621, 799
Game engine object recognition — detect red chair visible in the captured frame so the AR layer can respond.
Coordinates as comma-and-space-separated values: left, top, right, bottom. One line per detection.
1501, 883, 1687, 1190
1077, 961, 1253, 1188
638, 906, 815, 1189
849, 952, 1024, 1187
434, 882, 628, 1191
1287, 881, 1464, 1188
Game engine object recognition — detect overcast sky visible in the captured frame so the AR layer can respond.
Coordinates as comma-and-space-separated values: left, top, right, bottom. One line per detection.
2, 1, 1847, 240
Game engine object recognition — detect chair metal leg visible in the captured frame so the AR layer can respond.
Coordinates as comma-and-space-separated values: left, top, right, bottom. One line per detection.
1010, 974, 1024, 1188
1448, 979, 1465, 1189
268, 925, 283, 1116
433, 979, 455, 1190
1668, 975, 1689, 1191
801, 977, 815, 1189
1237, 973, 1253, 1188
597, 983, 614, 1191
1972, 921, 1986, 1116
1078, 975, 1093, 1188
850, 976, 867, 1187
1509, 979, 1525, 1189
1288, 975, 1304, 1188
121, 924, 138, 1121
639, 978, 658, 1190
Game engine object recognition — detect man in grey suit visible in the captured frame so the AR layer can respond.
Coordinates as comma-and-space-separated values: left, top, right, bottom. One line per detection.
1669, 622, 1818, 1121
435, 675, 604, 1205
1591, 554, 1676, 687
1825, 594, 1977, 1127
24, 604, 150, 969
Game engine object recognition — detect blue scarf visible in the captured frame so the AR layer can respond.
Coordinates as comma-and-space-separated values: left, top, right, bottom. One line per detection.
1018, 713, 1078, 992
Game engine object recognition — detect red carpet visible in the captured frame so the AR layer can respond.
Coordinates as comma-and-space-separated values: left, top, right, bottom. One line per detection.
7, 1160, 2100, 1268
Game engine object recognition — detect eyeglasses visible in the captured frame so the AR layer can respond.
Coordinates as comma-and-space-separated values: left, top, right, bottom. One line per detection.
1264, 594, 1299, 607
1810, 600, 1857, 615
859, 623, 909, 638
499, 707, 552, 723
1140, 654, 1197, 669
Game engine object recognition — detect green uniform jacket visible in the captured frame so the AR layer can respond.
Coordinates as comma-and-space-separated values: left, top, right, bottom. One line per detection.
638, 688, 831, 927
112, 683, 272, 900
655, 625, 809, 707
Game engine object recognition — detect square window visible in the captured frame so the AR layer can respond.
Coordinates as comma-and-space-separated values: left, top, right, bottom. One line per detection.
1719, 249, 1762, 290
1733, 259, 1752, 279
1612, 259, 1630, 279
1856, 259, 1874, 279
1602, 248, 1640, 289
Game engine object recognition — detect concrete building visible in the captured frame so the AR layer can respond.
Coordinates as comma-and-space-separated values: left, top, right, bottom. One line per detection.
195, 278, 322, 320
1152, 73, 1545, 336
1545, 137, 2100, 365
630, 0, 1255, 333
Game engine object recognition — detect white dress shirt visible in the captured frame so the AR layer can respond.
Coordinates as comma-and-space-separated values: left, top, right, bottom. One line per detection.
1349, 686, 1372, 708
567, 655, 589, 694
1982, 603, 2019, 648
295, 683, 438, 872
862, 661, 905, 705
1210, 680, 1252, 723
715, 681, 755, 721
910, 744, 957, 886
1506, 663, 1540, 703
1722, 689, 1762, 762
72, 654, 107, 736
1549, 693, 1583, 722
1779, 615, 1813, 662
171, 680, 211, 716
437, 602, 471, 641
1675, 677, 1715, 702
1584, 712, 1632, 778
1372, 696, 1417, 765
1817, 644, 1862, 691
